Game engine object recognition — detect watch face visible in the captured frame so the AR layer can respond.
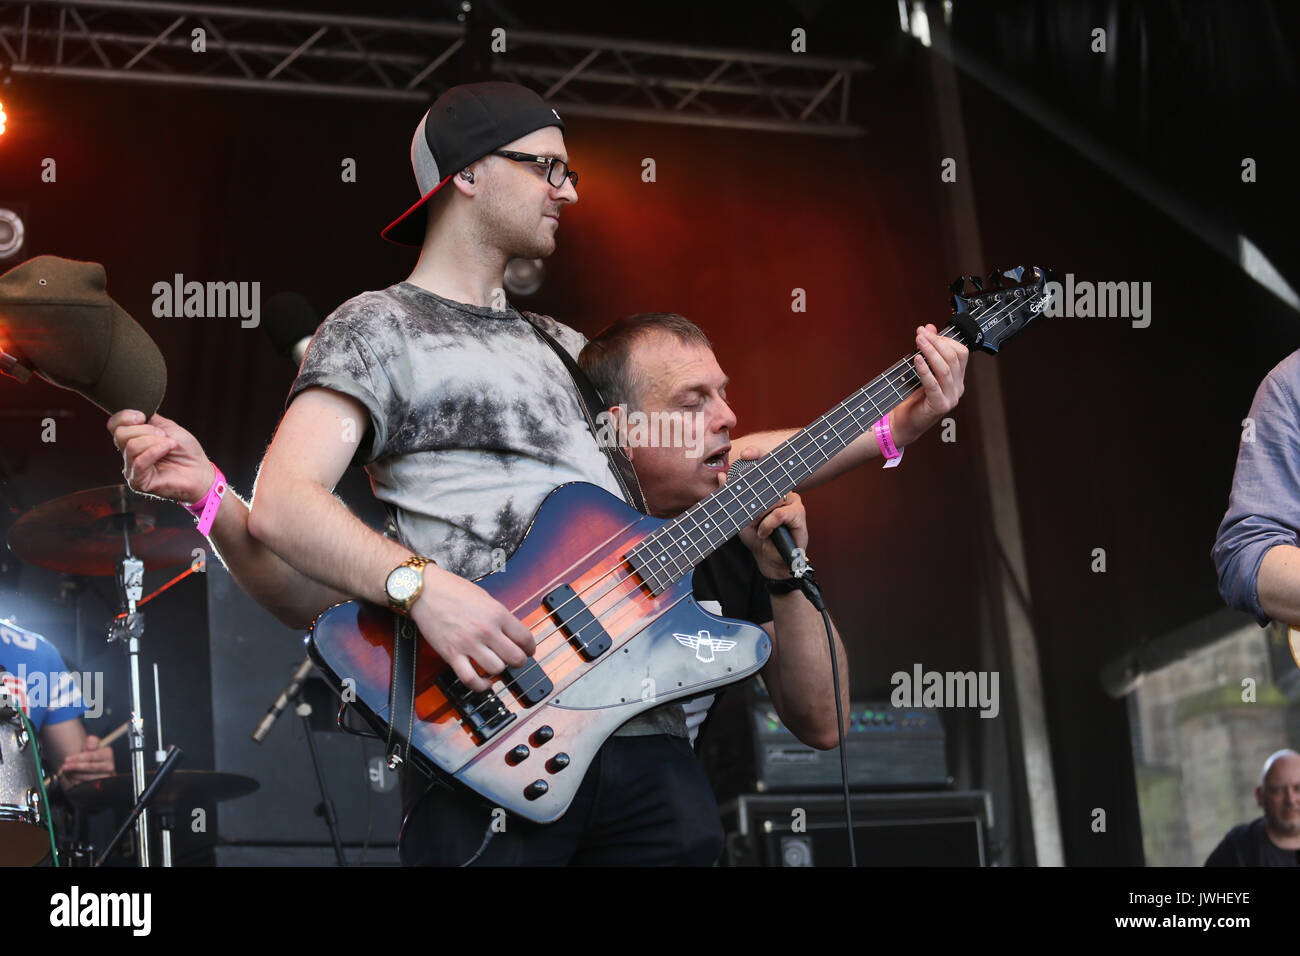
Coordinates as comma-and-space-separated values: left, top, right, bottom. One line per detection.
387, 565, 421, 603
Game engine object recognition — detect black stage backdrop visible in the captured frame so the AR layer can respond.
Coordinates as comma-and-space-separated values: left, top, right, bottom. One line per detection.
0, 1, 1297, 866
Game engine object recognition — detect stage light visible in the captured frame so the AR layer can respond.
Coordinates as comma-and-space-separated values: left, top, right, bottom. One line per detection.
0, 208, 23, 259
908, 2, 932, 48
0, 101, 6, 135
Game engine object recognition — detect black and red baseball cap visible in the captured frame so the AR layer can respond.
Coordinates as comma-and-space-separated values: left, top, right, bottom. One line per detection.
381, 82, 566, 247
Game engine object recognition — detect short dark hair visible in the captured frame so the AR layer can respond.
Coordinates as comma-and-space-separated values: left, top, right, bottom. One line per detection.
579, 312, 712, 409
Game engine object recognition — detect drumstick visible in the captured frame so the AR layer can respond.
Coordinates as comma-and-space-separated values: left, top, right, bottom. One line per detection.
43, 720, 129, 788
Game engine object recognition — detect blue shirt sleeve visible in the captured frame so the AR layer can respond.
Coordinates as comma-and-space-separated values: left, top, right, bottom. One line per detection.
39, 639, 87, 730
0, 621, 86, 733
1213, 351, 1300, 626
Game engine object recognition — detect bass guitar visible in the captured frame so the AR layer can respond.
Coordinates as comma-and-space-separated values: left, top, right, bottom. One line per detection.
308, 266, 1054, 822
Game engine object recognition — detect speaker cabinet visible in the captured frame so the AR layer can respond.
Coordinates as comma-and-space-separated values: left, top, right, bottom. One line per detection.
206, 564, 405, 848
718, 791, 994, 866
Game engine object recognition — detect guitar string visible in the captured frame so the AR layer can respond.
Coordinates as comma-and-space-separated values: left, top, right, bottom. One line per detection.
439, 292, 1030, 726
443, 295, 1023, 727
443, 293, 1024, 726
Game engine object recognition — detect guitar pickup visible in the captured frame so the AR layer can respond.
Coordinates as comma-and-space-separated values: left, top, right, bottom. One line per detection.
543, 583, 611, 661
436, 672, 516, 744
502, 656, 554, 707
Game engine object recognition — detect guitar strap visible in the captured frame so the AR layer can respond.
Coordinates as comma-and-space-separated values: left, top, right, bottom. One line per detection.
519, 311, 648, 514
386, 614, 418, 770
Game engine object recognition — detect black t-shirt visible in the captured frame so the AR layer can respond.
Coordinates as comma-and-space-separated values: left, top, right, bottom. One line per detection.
692, 536, 774, 625
1204, 818, 1300, 866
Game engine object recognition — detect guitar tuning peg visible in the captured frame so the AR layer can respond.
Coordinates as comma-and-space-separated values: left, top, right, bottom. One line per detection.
968, 275, 983, 291
949, 277, 966, 295
1004, 266, 1026, 283
987, 269, 1004, 287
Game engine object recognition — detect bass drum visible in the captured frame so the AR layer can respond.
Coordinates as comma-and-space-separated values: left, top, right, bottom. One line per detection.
0, 709, 51, 866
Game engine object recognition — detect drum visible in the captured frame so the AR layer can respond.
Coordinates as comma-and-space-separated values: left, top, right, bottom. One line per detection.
0, 710, 50, 866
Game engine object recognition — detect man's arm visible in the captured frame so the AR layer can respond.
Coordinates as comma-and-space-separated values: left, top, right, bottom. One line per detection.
42, 719, 114, 786
730, 324, 968, 490
1212, 356, 1300, 626
761, 602, 851, 751
740, 493, 850, 750
247, 386, 536, 691
109, 409, 348, 629
1256, 546, 1300, 626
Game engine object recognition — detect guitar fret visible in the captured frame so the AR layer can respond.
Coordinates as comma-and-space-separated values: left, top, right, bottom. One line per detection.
789, 442, 814, 483
629, 344, 940, 596
770, 453, 799, 491
884, 371, 906, 406
750, 462, 787, 508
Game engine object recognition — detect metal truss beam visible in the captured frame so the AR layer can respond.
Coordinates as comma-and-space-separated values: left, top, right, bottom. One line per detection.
0, 0, 868, 136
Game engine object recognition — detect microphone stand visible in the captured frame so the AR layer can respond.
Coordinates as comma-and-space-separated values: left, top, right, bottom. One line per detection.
250, 656, 346, 865
112, 531, 152, 867
94, 745, 183, 867
300, 697, 347, 866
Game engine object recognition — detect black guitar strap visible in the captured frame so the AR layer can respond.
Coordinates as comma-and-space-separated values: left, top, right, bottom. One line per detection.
385, 614, 418, 769
519, 312, 648, 514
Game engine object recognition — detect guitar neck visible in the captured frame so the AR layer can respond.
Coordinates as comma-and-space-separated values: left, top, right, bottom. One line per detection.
627, 324, 962, 594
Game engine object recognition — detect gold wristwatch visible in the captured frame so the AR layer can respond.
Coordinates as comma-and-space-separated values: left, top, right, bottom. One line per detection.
385, 556, 430, 615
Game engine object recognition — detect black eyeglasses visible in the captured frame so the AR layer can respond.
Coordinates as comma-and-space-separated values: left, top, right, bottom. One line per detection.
491, 150, 578, 188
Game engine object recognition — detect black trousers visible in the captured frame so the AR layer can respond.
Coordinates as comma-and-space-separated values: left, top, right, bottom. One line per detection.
398, 734, 725, 866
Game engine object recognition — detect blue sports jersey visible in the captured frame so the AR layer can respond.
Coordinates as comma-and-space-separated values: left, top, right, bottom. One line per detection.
0, 618, 86, 733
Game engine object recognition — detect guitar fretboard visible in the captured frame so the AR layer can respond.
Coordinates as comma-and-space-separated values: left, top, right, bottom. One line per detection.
626, 325, 963, 594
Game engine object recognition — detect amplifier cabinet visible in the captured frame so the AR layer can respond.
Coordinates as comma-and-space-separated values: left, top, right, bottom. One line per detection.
717, 791, 994, 866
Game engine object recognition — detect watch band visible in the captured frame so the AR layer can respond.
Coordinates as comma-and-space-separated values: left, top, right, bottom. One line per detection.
386, 555, 430, 614
764, 576, 803, 596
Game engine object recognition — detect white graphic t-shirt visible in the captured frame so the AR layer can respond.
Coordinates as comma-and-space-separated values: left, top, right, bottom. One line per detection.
290, 282, 627, 579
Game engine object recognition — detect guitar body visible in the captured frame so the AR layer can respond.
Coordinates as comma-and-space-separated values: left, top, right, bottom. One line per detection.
308, 482, 771, 823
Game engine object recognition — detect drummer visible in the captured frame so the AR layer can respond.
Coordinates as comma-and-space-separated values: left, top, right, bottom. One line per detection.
0, 617, 115, 787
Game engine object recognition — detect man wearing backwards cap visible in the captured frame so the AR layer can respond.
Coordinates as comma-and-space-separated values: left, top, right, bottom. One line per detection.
107, 81, 967, 864
270, 81, 738, 864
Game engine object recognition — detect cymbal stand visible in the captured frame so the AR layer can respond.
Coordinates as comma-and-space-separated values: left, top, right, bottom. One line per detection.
110, 520, 151, 868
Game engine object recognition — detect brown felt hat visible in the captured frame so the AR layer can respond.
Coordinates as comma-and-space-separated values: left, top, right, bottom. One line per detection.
0, 255, 166, 416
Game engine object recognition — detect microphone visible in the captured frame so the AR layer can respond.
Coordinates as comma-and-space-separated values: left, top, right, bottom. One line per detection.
771, 526, 811, 578
262, 292, 321, 367
251, 654, 315, 743
727, 457, 824, 609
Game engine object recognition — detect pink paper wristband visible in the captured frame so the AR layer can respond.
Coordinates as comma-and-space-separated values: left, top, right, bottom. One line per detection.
183, 463, 227, 536
874, 415, 904, 465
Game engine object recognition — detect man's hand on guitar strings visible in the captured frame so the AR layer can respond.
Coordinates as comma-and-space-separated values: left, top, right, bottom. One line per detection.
890, 324, 969, 446
410, 569, 537, 692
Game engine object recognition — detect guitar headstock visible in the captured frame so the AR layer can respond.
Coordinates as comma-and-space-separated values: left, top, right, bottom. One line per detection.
947, 266, 1054, 354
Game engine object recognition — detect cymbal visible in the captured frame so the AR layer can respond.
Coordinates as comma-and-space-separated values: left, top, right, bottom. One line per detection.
6, 484, 204, 576
64, 770, 260, 813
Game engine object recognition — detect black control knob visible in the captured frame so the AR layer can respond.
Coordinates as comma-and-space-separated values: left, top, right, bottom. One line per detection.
530, 725, 554, 746
524, 780, 549, 800
506, 744, 530, 765
546, 753, 570, 773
